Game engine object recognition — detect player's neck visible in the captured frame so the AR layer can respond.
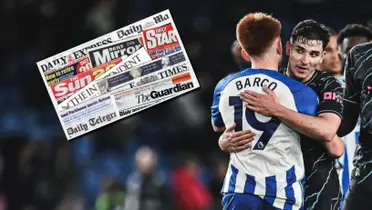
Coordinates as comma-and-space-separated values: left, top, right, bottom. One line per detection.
333, 73, 342, 78
250, 60, 278, 71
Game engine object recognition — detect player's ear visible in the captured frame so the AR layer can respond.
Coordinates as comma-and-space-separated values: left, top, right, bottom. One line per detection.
319, 50, 326, 63
276, 38, 282, 55
241, 49, 251, 62
286, 41, 291, 56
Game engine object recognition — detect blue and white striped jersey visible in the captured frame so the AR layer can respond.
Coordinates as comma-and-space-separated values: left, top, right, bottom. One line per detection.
211, 68, 319, 209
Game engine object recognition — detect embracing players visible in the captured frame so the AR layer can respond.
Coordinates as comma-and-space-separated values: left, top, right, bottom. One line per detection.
211, 13, 319, 209
220, 20, 345, 209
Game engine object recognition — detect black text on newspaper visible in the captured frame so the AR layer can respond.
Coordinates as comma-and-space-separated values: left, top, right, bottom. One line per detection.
116, 12, 171, 39
38, 10, 172, 73
116, 80, 194, 111
88, 36, 142, 67
107, 51, 186, 90
57, 48, 151, 111
40, 38, 113, 73
61, 96, 118, 137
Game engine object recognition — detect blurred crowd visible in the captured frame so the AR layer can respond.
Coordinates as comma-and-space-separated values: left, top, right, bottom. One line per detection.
0, 0, 371, 209
0, 138, 228, 210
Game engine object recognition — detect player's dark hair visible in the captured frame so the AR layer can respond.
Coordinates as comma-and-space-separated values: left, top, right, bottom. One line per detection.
337, 24, 372, 45
290, 19, 330, 51
236, 12, 281, 57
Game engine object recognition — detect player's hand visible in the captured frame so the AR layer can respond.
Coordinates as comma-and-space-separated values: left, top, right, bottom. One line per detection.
240, 86, 280, 116
219, 123, 256, 153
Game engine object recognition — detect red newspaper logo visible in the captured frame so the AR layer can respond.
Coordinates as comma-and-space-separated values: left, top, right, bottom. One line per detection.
51, 58, 122, 99
143, 23, 179, 54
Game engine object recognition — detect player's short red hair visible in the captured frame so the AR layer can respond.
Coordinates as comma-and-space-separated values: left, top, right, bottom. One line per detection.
236, 12, 281, 57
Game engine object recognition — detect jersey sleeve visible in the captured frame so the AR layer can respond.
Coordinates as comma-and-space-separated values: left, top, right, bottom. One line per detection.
293, 86, 318, 116
316, 75, 344, 119
343, 49, 360, 104
211, 80, 225, 127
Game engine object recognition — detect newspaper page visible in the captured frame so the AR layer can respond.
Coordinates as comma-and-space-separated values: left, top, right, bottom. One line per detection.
57, 47, 153, 111
61, 52, 196, 140
36, 10, 200, 140
50, 36, 144, 103
51, 57, 122, 103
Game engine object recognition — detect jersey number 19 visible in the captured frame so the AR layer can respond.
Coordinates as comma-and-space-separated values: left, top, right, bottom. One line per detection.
229, 96, 281, 150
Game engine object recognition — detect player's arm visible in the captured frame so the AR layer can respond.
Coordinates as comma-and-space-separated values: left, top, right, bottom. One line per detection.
338, 102, 359, 137
212, 119, 225, 132
211, 81, 226, 133
338, 51, 361, 137
323, 135, 345, 158
274, 110, 340, 142
274, 107, 345, 157
274, 78, 345, 157
281, 76, 345, 154
241, 83, 343, 142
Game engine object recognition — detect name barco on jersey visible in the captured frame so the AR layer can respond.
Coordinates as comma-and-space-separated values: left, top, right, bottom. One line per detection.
235, 76, 278, 91
150, 82, 194, 99
41, 38, 113, 72
92, 44, 142, 66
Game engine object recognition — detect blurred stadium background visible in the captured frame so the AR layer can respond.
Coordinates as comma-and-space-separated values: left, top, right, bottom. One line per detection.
0, 0, 371, 209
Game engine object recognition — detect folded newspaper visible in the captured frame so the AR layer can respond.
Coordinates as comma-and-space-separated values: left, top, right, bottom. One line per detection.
36, 10, 200, 140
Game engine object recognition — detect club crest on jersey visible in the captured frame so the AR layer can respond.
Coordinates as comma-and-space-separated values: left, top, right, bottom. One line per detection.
257, 142, 265, 149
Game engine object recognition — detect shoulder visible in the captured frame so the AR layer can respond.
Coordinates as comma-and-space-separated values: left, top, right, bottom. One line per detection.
271, 69, 317, 96
316, 70, 338, 81
280, 75, 316, 95
257, 68, 298, 87
316, 70, 343, 90
296, 84, 318, 101
214, 68, 257, 92
345, 43, 372, 78
214, 71, 243, 93
347, 43, 372, 67
350, 42, 372, 56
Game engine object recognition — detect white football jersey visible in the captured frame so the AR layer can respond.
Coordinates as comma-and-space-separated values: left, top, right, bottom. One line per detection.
212, 68, 319, 209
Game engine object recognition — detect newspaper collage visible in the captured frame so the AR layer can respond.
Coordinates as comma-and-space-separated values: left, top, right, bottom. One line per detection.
37, 10, 200, 140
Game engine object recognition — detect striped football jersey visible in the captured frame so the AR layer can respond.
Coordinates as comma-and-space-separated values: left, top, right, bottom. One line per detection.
211, 68, 319, 209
